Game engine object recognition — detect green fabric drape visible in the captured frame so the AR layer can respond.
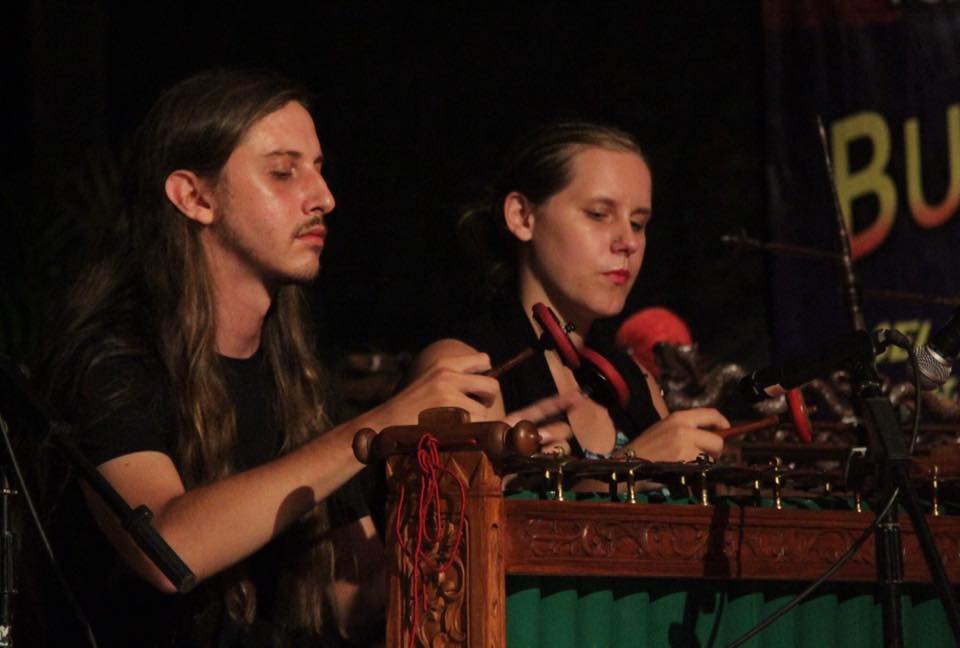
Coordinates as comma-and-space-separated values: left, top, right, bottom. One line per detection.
506, 577, 950, 647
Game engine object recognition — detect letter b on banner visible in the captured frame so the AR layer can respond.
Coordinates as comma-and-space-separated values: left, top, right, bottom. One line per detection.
831, 112, 897, 260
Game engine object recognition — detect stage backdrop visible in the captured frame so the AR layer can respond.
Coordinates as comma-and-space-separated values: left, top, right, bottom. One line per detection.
764, 0, 960, 395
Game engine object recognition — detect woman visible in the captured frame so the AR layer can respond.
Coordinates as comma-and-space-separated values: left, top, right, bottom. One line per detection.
416, 123, 728, 461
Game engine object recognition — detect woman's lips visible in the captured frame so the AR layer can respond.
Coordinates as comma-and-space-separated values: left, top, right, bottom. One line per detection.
602, 269, 631, 285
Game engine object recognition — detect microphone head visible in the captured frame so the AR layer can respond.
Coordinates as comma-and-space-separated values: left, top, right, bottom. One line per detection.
615, 307, 692, 379
912, 344, 954, 391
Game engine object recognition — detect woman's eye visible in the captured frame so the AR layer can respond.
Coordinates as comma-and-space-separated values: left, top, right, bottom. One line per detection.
631, 221, 646, 232
586, 210, 606, 220
270, 169, 294, 179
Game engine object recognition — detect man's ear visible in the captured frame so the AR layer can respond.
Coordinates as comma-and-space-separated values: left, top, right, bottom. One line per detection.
164, 170, 217, 225
503, 191, 535, 242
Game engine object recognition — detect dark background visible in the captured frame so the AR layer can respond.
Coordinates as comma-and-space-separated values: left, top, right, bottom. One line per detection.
6, 2, 770, 373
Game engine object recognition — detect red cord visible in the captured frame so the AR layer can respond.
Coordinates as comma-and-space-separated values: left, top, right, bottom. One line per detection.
395, 434, 468, 646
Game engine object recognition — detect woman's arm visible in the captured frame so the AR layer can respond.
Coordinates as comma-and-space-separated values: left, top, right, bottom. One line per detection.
641, 365, 671, 418
617, 408, 729, 462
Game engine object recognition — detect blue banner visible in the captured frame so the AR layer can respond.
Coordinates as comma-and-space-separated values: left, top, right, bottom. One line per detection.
764, 0, 960, 394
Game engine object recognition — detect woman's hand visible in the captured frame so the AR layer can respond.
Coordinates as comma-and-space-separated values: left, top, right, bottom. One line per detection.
533, 420, 573, 455
505, 390, 583, 455
617, 408, 729, 462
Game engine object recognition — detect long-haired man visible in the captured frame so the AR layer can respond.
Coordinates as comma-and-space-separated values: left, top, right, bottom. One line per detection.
41, 69, 501, 647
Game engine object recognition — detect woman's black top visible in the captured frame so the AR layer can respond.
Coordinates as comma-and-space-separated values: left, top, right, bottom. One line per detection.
458, 292, 662, 456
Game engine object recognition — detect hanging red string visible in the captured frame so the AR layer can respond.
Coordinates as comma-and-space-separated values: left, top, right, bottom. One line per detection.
395, 433, 469, 647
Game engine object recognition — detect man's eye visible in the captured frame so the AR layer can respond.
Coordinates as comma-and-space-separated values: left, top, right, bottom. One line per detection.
586, 210, 606, 220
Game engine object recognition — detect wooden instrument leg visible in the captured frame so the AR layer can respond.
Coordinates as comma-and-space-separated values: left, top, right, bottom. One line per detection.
385, 450, 505, 647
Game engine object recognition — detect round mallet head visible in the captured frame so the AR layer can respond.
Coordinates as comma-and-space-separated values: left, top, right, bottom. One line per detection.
786, 387, 813, 443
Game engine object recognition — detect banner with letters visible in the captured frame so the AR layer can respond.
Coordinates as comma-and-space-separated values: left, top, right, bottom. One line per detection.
764, 0, 960, 394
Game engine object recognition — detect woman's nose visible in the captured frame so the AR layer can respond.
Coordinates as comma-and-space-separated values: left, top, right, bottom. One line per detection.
612, 224, 641, 254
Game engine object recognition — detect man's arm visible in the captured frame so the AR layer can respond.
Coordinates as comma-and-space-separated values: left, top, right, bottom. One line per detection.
82, 352, 499, 592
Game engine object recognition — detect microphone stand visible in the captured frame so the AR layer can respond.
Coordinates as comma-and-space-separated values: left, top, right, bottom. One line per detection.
812, 118, 937, 642
720, 231, 960, 308
41, 421, 197, 594
0, 465, 13, 647
816, 114, 868, 333
845, 331, 960, 646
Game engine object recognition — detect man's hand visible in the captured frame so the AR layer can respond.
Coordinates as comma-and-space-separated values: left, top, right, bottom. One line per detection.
380, 351, 501, 425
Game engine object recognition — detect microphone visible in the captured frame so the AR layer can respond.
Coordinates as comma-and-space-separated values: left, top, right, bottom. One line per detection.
914, 307, 960, 390
741, 329, 879, 402
615, 307, 692, 379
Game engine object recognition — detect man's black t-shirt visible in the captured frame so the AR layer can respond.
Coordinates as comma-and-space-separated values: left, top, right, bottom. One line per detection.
48, 349, 368, 647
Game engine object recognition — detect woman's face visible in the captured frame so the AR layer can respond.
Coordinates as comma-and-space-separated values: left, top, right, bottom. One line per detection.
516, 146, 652, 329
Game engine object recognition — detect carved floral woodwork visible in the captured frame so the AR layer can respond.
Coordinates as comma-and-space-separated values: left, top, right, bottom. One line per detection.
503, 500, 960, 583
386, 446, 504, 648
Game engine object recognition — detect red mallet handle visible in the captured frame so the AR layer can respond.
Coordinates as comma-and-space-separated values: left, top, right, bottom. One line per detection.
717, 415, 780, 440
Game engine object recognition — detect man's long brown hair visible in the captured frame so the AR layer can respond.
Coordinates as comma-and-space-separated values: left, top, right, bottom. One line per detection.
44, 69, 336, 641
